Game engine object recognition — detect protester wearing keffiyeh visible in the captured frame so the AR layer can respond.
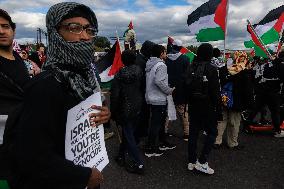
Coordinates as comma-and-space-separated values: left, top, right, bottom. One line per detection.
42, 2, 100, 100
6, 3, 107, 189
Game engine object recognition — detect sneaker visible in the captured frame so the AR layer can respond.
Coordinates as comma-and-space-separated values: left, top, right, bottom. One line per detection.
183, 134, 189, 142
187, 162, 196, 171
145, 149, 164, 157
274, 130, 284, 138
159, 141, 176, 151
165, 132, 173, 137
195, 161, 214, 175
213, 144, 222, 149
227, 144, 245, 150
104, 132, 114, 140
125, 163, 145, 175
115, 156, 125, 167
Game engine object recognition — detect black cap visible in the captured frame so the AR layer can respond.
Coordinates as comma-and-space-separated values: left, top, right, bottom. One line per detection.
0, 9, 16, 30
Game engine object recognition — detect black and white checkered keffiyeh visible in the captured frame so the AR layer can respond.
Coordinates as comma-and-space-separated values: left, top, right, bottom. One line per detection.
42, 2, 100, 100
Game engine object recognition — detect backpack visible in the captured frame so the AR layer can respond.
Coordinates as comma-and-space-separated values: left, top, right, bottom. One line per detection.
184, 61, 209, 101
221, 82, 234, 108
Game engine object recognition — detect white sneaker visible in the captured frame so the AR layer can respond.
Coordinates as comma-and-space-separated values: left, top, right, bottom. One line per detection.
187, 162, 196, 171
195, 161, 214, 175
274, 130, 284, 138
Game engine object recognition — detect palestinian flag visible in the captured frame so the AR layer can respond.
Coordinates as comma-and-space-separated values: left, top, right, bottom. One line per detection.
247, 21, 271, 58
167, 36, 196, 63
244, 5, 284, 48
95, 39, 124, 83
187, 0, 228, 42
123, 21, 134, 37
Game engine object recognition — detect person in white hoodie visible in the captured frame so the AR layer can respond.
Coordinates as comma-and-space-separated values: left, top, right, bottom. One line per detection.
144, 44, 175, 157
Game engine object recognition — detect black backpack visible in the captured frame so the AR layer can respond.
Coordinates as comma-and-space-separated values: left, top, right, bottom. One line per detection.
184, 61, 209, 101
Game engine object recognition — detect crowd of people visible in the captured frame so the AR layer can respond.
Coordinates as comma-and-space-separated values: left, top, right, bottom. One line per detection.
0, 2, 284, 189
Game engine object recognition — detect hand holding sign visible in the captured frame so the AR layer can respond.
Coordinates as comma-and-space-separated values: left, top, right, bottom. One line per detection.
87, 168, 103, 189
66, 92, 109, 172
89, 105, 111, 127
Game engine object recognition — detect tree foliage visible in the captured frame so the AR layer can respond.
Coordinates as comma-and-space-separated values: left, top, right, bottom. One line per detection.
187, 45, 198, 54
94, 36, 111, 51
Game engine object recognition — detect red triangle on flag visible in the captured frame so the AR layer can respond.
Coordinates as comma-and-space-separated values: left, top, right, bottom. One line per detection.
247, 22, 269, 57
128, 21, 134, 30
108, 40, 124, 76
168, 36, 174, 45
180, 47, 189, 54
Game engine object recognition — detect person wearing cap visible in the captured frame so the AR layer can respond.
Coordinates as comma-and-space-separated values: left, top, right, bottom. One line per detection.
6, 2, 110, 189
0, 8, 30, 182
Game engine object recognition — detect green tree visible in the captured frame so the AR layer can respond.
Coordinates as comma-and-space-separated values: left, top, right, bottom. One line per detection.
94, 36, 111, 51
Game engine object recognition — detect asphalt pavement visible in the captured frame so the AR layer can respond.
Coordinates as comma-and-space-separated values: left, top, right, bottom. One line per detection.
101, 120, 284, 189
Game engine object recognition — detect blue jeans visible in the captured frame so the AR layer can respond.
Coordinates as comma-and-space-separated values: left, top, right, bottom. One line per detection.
147, 105, 167, 150
118, 115, 143, 165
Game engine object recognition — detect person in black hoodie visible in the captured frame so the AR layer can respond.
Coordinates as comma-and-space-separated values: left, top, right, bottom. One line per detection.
165, 40, 190, 141
187, 43, 222, 175
111, 49, 144, 174
134, 40, 155, 140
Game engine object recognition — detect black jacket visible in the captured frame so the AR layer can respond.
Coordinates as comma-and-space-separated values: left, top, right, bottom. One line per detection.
110, 64, 143, 123
166, 53, 190, 105
4, 72, 91, 189
188, 61, 222, 119
0, 52, 30, 115
253, 60, 283, 95
219, 67, 254, 111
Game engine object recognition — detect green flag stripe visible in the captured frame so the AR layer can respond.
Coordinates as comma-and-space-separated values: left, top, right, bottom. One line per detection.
244, 40, 254, 48
244, 28, 279, 48
196, 27, 224, 42
254, 44, 268, 58
0, 180, 10, 189
259, 28, 279, 45
185, 52, 195, 63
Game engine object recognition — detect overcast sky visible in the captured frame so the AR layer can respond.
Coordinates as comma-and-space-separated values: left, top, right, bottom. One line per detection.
1, 0, 283, 50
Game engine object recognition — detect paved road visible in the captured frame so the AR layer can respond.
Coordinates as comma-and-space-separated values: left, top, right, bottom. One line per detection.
101, 121, 284, 189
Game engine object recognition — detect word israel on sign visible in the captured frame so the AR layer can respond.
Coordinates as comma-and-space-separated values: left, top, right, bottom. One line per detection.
65, 92, 109, 171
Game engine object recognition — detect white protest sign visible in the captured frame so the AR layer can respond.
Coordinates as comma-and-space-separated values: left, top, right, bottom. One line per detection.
0, 115, 8, 145
65, 92, 109, 171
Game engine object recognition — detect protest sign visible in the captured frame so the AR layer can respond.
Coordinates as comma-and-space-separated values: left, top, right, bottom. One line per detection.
65, 92, 109, 171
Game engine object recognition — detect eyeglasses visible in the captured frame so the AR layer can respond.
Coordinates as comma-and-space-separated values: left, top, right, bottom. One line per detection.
21, 52, 27, 55
59, 23, 97, 37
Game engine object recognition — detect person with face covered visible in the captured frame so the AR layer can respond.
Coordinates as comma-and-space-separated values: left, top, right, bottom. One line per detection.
6, 2, 110, 189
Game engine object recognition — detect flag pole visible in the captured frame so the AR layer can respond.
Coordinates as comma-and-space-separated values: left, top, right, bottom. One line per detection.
276, 29, 284, 57
247, 20, 273, 60
223, 0, 229, 60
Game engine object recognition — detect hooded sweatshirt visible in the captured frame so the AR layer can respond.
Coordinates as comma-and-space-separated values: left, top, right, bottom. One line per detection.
166, 52, 190, 105
145, 57, 173, 105
111, 64, 143, 122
